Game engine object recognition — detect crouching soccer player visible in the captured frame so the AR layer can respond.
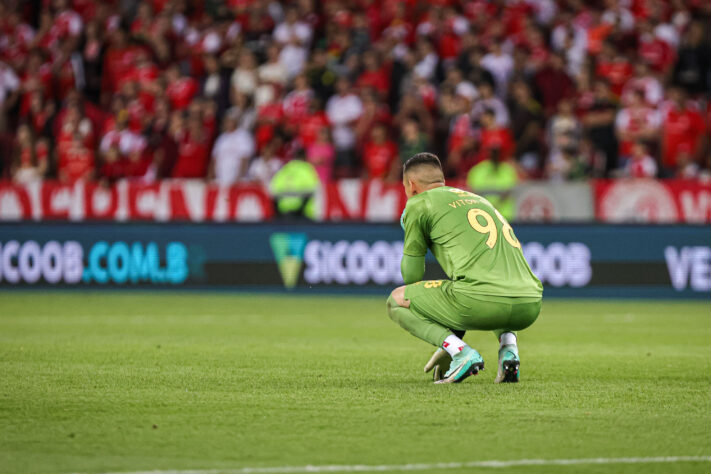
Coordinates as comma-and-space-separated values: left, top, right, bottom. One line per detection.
386, 153, 543, 384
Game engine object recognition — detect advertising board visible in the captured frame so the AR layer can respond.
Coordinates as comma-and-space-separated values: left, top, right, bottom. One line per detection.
1, 223, 709, 298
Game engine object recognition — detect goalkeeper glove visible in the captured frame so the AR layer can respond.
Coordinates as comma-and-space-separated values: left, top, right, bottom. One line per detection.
424, 347, 452, 382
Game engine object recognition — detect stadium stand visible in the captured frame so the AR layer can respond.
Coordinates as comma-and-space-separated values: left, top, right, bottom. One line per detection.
0, 0, 710, 214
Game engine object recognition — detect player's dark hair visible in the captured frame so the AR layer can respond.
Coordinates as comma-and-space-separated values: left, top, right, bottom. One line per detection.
403, 153, 442, 175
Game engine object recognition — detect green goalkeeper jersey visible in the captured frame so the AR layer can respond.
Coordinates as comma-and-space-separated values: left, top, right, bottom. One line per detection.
402, 186, 542, 297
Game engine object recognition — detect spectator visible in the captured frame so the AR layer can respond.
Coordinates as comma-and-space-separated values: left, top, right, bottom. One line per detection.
363, 123, 397, 180
326, 76, 363, 177
551, 13, 587, 77
481, 42, 513, 98
478, 109, 515, 166
446, 85, 476, 175
673, 21, 711, 96
533, 53, 575, 117
394, 91, 433, 137
396, 119, 429, 175
210, 110, 255, 186
660, 87, 706, 175
621, 62, 663, 107
248, 139, 284, 187
99, 146, 124, 183
269, 155, 320, 220
171, 117, 210, 179
471, 82, 509, 127
508, 80, 544, 174
458, 48, 495, 90
355, 89, 391, 147
231, 50, 258, 99
624, 141, 658, 179
165, 65, 199, 111
283, 74, 314, 126
259, 44, 289, 87
595, 42, 633, 97
466, 146, 518, 221
99, 111, 146, 159
637, 19, 675, 75
357, 51, 389, 99
200, 54, 231, 118
547, 145, 588, 182
548, 99, 582, 161
279, 36, 308, 80
581, 80, 619, 176
58, 133, 95, 183
0, 61, 19, 132
12, 124, 47, 183
306, 126, 335, 184
273, 6, 313, 47
675, 152, 700, 180
615, 89, 661, 164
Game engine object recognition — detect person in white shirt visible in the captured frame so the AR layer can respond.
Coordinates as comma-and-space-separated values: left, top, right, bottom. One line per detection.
259, 44, 289, 86
551, 14, 588, 76
273, 7, 313, 46
0, 61, 19, 131
248, 139, 283, 186
279, 39, 307, 79
326, 77, 363, 172
602, 4, 635, 32
210, 109, 256, 186
470, 82, 510, 127
481, 43, 514, 98
231, 51, 258, 98
621, 62, 663, 106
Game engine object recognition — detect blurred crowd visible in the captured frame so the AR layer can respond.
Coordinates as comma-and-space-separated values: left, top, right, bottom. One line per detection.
1, 0, 711, 189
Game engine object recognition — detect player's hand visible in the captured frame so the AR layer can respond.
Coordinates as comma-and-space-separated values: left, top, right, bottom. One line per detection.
424, 347, 452, 382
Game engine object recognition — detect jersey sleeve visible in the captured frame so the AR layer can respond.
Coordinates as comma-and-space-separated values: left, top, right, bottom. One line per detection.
402, 199, 429, 257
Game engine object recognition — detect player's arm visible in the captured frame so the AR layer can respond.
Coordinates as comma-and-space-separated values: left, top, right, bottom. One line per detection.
401, 202, 428, 284
401, 254, 425, 285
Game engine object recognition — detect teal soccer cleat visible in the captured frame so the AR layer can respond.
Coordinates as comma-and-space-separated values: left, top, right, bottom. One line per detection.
495, 344, 520, 383
435, 346, 484, 384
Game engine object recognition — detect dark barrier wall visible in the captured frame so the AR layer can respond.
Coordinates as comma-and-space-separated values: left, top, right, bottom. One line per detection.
1, 223, 710, 298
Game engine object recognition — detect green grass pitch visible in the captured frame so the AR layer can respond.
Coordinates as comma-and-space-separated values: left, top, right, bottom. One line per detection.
1, 292, 710, 474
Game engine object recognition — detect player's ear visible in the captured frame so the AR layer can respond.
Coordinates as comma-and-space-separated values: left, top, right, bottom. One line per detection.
408, 178, 418, 195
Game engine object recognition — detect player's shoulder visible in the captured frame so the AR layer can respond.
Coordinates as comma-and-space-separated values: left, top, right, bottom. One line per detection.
437, 185, 487, 202
404, 192, 428, 212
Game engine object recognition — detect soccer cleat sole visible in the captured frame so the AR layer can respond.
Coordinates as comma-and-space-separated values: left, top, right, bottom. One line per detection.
435, 361, 484, 384
498, 360, 520, 383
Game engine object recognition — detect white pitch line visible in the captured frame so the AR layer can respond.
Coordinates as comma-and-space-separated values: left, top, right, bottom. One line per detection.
97, 455, 711, 474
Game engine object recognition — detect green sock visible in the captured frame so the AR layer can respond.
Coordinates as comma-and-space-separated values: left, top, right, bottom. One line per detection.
386, 295, 450, 347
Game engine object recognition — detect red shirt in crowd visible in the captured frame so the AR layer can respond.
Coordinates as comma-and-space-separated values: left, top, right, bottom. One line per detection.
638, 36, 675, 73
283, 89, 313, 123
363, 140, 397, 178
123, 154, 152, 178
102, 45, 145, 93
299, 111, 329, 148
661, 106, 706, 168
100, 159, 125, 181
171, 135, 210, 178
596, 59, 634, 96
479, 127, 514, 162
58, 142, 95, 183
534, 67, 575, 115
357, 69, 389, 96
448, 113, 473, 154
166, 77, 199, 110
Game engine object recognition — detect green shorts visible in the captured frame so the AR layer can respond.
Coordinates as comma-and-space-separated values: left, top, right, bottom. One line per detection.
404, 279, 541, 332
